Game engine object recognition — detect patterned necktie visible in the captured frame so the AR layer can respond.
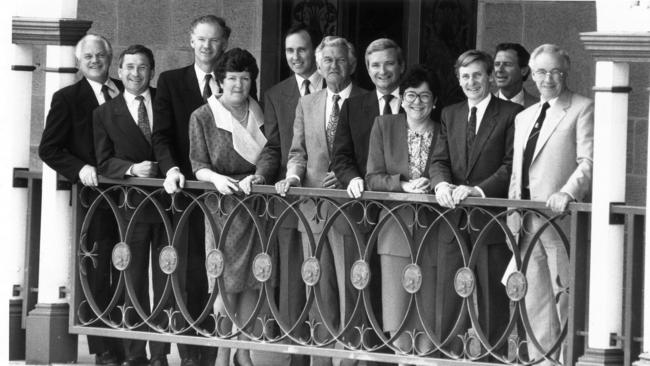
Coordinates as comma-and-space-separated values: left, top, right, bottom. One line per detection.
202, 74, 213, 101
382, 94, 394, 115
101, 84, 112, 103
466, 106, 477, 164
326, 94, 341, 154
303, 79, 311, 96
135, 95, 152, 144
521, 102, 550, 198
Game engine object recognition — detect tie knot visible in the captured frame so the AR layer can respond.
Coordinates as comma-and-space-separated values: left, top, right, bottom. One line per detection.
101, 84, 110, 93
541, 101, 550, 111
303, 79, 310, 88
205, 74, 212, 82
383, 94, 394, 103
470, 106, 477, 117
135, 95, 144, 102
332, 94, 340, 103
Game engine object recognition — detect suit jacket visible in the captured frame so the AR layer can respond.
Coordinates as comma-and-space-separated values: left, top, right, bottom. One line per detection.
152, 64, 206, 177
331, 90, 378, 186
39, 77, 124, 182
509, 90, 593, 202
286, 85, 366, 232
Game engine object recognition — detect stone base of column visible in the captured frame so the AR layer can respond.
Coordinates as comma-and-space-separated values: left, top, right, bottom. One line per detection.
577, 348, 624, 366
25, 303, 77, 364
633, 353, 650, 366
9, 298, 26, 360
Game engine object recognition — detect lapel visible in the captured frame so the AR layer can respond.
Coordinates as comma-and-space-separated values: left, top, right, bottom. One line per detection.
394, 117, 410, 177
451, 101, 470, 176
281, 77, 300, 100
79, 78, 100, 112
362, 90, 379, 117
114, 94, 152, 151
183, 65, 203, 107
533, 90, 571, 161
310, 90, 329, 152
467, 97, 499, 173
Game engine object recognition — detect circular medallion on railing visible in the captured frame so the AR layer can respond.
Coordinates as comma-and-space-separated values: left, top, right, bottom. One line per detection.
112, 242, 131, 271
454, 267, 475, 298
402, 263, 422, 294
301, 257, 321, 286
506, 271, 527, 301
205, 249, 224, 278
252, 253, 273, 283
158, 246, 178, 275
466, 330, 483, 358
350, 260, 370, 290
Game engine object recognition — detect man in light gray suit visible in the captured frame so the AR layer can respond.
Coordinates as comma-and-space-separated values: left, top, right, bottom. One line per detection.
508, 43, 593, 365
276, 35, 366, 366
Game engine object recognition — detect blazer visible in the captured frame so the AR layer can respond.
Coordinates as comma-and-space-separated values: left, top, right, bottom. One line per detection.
39, 77, 124, 182
509, 90, 593, 202
331, 90, 378, 186
152, 64, 206, 177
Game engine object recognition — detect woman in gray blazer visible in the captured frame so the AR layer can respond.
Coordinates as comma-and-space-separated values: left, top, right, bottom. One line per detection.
365, 65, 440, 360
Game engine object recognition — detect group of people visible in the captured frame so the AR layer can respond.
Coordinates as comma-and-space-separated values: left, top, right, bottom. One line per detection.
38, 11, 593, 366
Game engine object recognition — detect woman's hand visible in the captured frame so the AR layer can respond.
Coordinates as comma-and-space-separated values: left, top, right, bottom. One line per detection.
239, 174, 264, 195
401, 177, 430, 194
210, 173, 240, 195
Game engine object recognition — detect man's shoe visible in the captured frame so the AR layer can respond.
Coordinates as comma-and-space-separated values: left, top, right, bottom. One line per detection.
95, 351, 120, 365
121, 356, 149, 366
180, 357, 200, 366
150, 356, 169, 366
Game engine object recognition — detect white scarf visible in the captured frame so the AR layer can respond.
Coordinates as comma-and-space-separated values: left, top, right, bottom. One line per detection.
207, 96, 267, 165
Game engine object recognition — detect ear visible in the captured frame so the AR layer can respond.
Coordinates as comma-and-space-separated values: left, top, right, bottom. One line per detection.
521, 65, 530, 77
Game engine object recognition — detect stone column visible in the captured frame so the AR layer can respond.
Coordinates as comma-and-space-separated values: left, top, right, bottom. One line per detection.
580, 32, 650, 366
12, 17, 92, 364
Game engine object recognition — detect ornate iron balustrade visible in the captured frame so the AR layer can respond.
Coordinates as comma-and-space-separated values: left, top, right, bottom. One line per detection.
69, 176, 597, 365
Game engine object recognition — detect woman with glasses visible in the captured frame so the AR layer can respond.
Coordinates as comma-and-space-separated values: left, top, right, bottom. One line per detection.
365, 65, 440, 361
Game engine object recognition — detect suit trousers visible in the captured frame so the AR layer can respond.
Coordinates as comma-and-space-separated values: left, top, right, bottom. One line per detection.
123, 222, 170, 359
520, 215, 569, 366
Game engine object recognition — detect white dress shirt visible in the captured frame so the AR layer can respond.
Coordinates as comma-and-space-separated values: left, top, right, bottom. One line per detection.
324, 83, 353, 129
123, 89, 154, 129
377, 88, 400, 115
497, 89, 525, 107
194, 64, 219, 95
295, 71, 324, 96
87, 78, 119, 105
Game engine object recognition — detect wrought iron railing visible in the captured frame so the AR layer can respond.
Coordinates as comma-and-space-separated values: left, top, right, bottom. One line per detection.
57, 176, 643, 365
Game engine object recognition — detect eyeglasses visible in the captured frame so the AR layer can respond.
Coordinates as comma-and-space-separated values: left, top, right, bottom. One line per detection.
532, 69, 564, 79
403, 91, 434, 103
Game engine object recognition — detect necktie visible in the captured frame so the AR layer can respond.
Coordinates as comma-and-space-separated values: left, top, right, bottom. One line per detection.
382, 94, 394, 115
303, 79, 311, 96
326, 94, 341, 154
202, 74, 213, 101
521, 102, 550, 199
101, 85, 112, 103
466, 106, 477, 164
135, 95, 152, 144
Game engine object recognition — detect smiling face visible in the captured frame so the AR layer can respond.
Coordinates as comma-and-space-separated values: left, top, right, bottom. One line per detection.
78, 39, 111, 83
220, 71, 251, 106
118, 53, 153, 95
285, 30, 316, 79
494, 49, 527, 96
458, 60, 492, 104
190, 22, 228, 69
401, 82, 435, 123
318, 45, 354, 92
531, 51, 566, 101
366, 48, 404, 94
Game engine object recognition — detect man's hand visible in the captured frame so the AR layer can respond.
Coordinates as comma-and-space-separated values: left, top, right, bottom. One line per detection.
239, 174, 264, 195
78, 164, 98, 186
451, 185, 481, 205
322, 171, 339, 189
275, 176, 300, 196
546, 191, 573, 213
210, 174, 239, 195
131, 161, 158, 178
163, 168, 185, 194
435, 183, 456, 208
346, 177, 364, 198
401, 177, 430, 194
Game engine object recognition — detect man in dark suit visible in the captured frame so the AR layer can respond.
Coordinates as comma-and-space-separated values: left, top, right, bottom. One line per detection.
152, 15, 230, 366
276, 36, 366, 366
93, 44, 169, 366
332, 38, 404, 198
429, 50, 522, 355
259, 23, 322, 366
494, 43, 537, 108
38, 34, 125, 366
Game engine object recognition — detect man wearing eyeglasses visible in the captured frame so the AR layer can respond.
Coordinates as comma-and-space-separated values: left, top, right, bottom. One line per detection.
429, 49, 522, 355
493, 43, 537, 108
507, 44, 593, 365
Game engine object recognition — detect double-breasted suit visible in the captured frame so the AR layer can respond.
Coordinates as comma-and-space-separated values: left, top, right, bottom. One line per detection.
38, 77, 124, 359
508, 90, 593, 363
429, 95, 522, 349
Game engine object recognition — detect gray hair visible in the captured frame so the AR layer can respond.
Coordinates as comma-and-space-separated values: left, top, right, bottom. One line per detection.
529, 43, 571, 71
74, 34, 113, 62
315, 36, 357, 69
365, 38, 404, 67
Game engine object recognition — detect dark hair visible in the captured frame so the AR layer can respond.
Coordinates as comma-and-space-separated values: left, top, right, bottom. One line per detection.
495, 43, 531, 80
215, 48, 259, 99
454, 49, 494, 77
399, 64, 440, 97
118, 44, 155, 69
190, 15, 231, 40
285, 23, 322, 50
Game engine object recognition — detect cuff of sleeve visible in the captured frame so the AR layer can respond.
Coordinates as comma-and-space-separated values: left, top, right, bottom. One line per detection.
166, 166, 180, 176
434, 182, 450, 194
126, 165, 134, 176
561, 190, 576, 201
474, 186, 486, 198
286, 174, 301, 184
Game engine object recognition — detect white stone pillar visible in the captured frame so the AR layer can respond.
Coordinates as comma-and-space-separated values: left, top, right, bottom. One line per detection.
577, 61, 629, 366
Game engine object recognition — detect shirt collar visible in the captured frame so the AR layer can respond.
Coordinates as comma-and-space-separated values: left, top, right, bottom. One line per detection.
123, 88, 151, 104
294, 71, 322, 88
541, 95, 559, 107
326, 82, 353, 100
497, 89, 525, 106
194, 63, 214, 84
469, 93, 491, 112
376, 87, 400, 101
87, 77, 117, 96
